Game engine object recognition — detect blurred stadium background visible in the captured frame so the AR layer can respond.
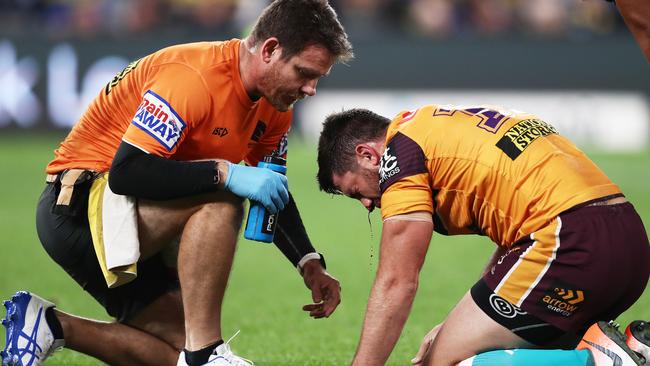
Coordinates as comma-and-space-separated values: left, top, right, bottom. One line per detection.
1, 0, 648, 365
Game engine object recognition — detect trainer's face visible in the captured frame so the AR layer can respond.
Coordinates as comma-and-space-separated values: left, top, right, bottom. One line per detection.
260, 43, 335, 112
332, 167, 382, 212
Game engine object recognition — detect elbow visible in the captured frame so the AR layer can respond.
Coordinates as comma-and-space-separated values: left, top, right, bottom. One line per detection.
403, 278, 420, 298
377, 273, 419, 298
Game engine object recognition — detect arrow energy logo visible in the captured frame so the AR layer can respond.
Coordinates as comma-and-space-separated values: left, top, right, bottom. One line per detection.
541, 283, 585, 317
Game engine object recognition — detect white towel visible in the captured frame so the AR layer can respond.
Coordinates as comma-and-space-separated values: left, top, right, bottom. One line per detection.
102, 182, 140, 271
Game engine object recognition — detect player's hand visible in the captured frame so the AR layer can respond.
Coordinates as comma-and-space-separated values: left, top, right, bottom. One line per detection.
224, 162, 289, 213
411, 323, 443, 365
301, 260, 341, 319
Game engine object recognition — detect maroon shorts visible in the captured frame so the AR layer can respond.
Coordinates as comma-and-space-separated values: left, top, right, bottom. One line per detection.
472, 198, 650, 345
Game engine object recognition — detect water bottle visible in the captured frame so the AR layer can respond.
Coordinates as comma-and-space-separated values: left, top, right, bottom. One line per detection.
244, 154, 287, 243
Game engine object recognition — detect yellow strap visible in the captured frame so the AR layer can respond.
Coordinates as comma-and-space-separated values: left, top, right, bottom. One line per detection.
87, 174, 138, 288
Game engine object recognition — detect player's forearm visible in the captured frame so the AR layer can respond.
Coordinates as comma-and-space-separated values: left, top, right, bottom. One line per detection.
353, 277, 418, 365
352, 219, 432, 364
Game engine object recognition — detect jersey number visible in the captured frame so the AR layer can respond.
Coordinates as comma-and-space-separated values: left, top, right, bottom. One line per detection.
434, 105, 516, 134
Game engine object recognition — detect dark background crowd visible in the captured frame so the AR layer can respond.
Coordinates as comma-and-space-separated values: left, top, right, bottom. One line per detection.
0, 0, 625, 40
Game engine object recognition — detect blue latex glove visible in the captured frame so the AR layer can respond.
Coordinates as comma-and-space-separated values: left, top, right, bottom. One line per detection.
224, 162, 289, 213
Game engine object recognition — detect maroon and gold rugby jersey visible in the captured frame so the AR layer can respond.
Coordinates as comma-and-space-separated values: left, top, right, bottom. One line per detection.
379, 104, 621, 247
47, 39, 291, 174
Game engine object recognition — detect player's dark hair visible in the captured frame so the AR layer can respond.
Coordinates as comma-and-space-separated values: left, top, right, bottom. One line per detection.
249, 0, 353, 62
317, 109, 390, 194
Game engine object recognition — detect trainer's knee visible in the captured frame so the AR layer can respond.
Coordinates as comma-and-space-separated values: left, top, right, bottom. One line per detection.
196, 192, 245, 228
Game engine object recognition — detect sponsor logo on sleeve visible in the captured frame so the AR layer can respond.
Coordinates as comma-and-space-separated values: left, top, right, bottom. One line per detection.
379, 146, 400, 183
496, 118, 558, 160
274, 131, 289, 157
397, 109, 419, 125
250, 120, 267, 143
379, 132, 428, 193
105, 58, 141, 95
131, 90, 186, 151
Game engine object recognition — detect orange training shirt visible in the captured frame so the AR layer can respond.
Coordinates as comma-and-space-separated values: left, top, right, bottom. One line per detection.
379, 104, 621, 247
46, 39, 292, 174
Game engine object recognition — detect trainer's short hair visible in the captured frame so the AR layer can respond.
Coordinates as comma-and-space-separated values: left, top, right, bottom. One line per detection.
317, 109, 390, 194
249, 0, 353, 62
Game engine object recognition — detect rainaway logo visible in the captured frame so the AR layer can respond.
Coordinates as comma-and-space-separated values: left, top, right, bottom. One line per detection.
131, 90, 186, 151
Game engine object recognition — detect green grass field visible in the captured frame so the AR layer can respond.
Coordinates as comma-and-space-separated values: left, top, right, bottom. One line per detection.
1, 132, 649, 365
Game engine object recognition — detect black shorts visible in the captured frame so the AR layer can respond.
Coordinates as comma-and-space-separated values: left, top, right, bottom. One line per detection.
471, 198, 650, 346
35, 182, 179, 323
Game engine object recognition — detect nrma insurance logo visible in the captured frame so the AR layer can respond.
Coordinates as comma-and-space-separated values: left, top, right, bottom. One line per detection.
131, 90, 186, 151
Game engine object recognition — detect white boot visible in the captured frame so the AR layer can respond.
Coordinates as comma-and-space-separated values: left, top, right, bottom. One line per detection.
177, 331, 253, 366
1, 291, 65, 366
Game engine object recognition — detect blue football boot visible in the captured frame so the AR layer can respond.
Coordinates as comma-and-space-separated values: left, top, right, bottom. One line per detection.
1, 292, 64, 366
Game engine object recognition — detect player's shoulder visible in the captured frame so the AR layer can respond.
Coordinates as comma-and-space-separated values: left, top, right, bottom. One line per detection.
387, 103, 534, 139
385, 105, 437, 144
148, 39, 239, 71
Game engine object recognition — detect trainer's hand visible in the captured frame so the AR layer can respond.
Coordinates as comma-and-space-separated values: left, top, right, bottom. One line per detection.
301, 260, 341, 319
224, 162, 289, 213
411, 323, 443, 365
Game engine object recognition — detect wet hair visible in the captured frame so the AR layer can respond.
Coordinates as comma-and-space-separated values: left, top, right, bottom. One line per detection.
248, 0, 353, 62
317, 109, 390, 194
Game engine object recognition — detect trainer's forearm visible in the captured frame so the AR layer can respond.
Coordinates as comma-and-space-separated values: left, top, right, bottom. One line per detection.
353, 277, 418, 365
273, 192, 317, 266
109, 141, 217, 200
